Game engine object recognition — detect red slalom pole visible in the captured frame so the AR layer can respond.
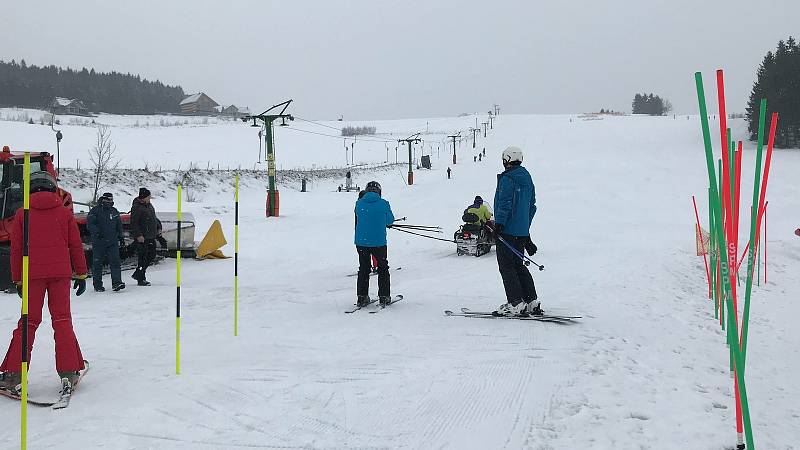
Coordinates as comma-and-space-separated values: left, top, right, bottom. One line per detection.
692, 195, 711, 298
717, 69, 745, 449
752, 113, 779, 257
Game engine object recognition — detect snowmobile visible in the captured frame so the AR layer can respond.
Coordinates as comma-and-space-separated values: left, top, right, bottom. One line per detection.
454, 212, 493, 257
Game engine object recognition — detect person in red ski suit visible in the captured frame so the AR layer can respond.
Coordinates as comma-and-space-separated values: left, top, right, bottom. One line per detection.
0, 172, 88, 393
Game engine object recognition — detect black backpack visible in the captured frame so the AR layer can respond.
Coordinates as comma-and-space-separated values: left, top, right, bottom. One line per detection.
462, 208, 479, 223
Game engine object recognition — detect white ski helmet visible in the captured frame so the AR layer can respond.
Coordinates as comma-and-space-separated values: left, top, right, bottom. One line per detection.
501, 146, 523, 165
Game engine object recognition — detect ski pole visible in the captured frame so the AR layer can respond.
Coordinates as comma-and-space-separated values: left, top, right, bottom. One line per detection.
393, 224, 442, 232
390, 226, 455, 243
495, 234, 545, 271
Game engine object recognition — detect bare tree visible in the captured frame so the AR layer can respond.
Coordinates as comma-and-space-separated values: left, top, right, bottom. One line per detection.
89, 125, 119, 203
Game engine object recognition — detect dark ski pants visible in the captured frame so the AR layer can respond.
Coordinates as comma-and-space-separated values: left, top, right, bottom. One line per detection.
0, 277, 85, 373
92, 240, 122, 288
356, 245, 390, 297
496, 235, 537, 306
135, 239, 157, 279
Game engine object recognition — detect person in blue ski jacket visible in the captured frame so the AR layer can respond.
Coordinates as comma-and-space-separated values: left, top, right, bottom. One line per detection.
488, 146, 541, 317
87, 192, 125, 292
354, 181, 395, 307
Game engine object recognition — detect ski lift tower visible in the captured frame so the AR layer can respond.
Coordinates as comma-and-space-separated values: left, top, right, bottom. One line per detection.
241, 99, 294, 218
398, 133, 421, 185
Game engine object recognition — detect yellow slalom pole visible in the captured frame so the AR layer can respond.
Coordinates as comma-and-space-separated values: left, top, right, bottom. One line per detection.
20, 153, 30, 450
176, 185, 182, 375
234, 175, 239, 336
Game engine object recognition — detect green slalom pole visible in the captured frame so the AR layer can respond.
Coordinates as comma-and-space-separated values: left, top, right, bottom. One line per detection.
695, 72, 754, 450
740, 99, 767, 368
709, 188, 718, 319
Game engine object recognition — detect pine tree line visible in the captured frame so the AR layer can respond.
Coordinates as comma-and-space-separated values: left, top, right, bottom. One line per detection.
631, 93, 672, 116
746, 37, 800, 148
0, 59, 186, 115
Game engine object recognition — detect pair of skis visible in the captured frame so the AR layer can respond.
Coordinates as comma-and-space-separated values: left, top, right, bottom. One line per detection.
445, 308, 580, 324
345, 295, 403, 313
0, 360, 89, 409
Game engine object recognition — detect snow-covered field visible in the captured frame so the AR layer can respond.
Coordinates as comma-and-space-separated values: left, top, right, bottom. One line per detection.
0, 113, 798, 449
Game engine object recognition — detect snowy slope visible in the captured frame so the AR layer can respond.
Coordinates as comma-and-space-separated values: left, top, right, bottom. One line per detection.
0, 113, 798, 449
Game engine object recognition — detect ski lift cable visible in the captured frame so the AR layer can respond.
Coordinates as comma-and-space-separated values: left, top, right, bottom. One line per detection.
281, 125, 400, 144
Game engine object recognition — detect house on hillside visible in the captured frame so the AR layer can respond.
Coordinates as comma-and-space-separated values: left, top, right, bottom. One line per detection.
179, 93, 219, 115
51, 97, 89, 116
222, 105, 250, 118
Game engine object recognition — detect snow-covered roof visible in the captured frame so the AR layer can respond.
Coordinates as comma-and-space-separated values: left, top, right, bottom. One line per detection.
54, 97, 72, 106
180, 93, 203, 105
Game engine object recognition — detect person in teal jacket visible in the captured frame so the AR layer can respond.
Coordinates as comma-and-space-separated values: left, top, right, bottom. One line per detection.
490, 146, 541, 317
354, 181, 395, 307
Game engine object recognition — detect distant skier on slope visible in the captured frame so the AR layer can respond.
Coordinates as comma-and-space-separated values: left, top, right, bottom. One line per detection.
354, 181, 395, 307
487, 146, 542, 317
0, 172, 88, 394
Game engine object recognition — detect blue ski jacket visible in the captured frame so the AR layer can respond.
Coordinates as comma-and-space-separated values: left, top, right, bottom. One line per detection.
493, 165, 536, 237
354, 192, 395, 247
87, 203, 123, 245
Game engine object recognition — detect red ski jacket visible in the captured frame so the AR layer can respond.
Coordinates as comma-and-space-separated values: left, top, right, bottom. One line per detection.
11, 192, 88, 281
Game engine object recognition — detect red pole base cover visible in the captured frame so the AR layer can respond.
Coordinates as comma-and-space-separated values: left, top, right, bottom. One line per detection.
408, 172, 414, 185
266, 190, 280, 217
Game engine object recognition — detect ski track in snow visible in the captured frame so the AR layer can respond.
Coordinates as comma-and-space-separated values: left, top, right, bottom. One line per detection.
0, 114, 798, 449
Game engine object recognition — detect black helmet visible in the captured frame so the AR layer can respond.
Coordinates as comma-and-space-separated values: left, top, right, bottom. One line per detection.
29, 171, 57, 193
365, 181, 381, 196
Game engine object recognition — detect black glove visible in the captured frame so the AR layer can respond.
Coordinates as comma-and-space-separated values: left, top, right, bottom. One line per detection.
157, 236, 168, 248
119, 238, 126, 248
524, 237, 538, 256
73, 277, 86, 297
15, 283, 22, 299
492, 223, 504, 239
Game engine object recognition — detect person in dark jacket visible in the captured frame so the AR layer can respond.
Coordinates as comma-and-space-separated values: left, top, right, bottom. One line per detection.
0, 171, 88, 393
87, 192, 125, 292
354, 181, 395, 307
488, 146, 541, 317
130, 188, 158, 286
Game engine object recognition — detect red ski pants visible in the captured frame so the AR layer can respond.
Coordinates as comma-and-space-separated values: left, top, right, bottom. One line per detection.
1, 278, 84, 373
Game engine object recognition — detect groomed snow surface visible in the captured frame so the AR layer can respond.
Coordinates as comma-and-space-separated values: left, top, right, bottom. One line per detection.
1, 113, 799, 449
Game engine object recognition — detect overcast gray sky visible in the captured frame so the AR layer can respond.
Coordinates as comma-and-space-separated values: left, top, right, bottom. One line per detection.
5, 0, 798, 119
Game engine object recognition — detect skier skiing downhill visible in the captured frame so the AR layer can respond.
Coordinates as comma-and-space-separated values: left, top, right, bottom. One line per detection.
488, 146, 542, 317
354, 181, 395, 307
0, 171, 88, 394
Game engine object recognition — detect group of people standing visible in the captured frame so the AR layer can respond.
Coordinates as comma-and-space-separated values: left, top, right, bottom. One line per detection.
87, 187, 163, 290
354, 145, 541, 317
0, 183, 164, 394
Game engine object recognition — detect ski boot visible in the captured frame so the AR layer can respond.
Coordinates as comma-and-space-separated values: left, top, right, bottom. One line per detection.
112, 282, 126, 292
0, 372, 22, 394
356, 295, 370, 307
379, 295, 392, 307
493, 302, 527, 317
131, 268, 143, 281
525, 300, 544, 317
137, 279, 151, 286
94, 285, 106, 292
58, 370, 80, 387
